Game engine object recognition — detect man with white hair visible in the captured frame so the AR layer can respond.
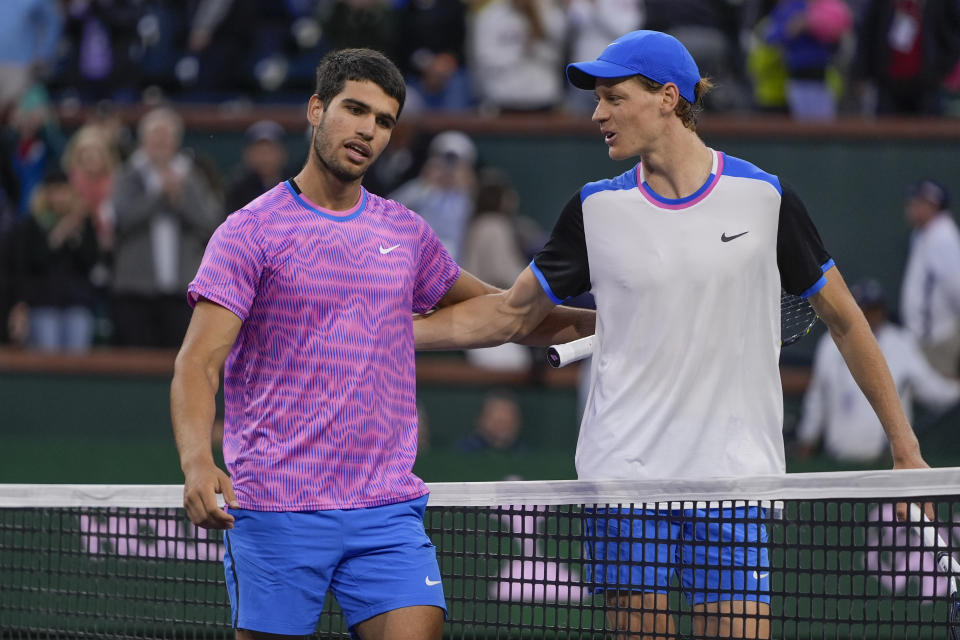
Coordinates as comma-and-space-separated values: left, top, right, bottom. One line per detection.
111, 106, 222, 347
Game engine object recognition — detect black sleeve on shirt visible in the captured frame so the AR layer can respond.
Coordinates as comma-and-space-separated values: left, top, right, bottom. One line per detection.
777, 181, 832, 296
532, 190, 591, 300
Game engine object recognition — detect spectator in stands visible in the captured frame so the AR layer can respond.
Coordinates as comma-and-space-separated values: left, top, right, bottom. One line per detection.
6, 167, 100, 352
62, 123, 119, 342
796, 279, 960, 465
458, 391, 527, 453
462, 168, 527, 293
316, 0, 397, 60
564, 0, 646, 114
0, 129, 20, 240
4, 84, 64, 219
60, 0, 145, 103
62, 124, 119, 254
110, 106, 221, 348
180, 0, 261, 100
461, 168, 534, 371
853, 0, 960, 115
0, 0, 62, 114
87, 100, 135, 161
396, 0, 472, 113
899, 179, 960, 377
764, 0, 853, 120
468, 0, 567, 113
746, 11, 792, 114
361, 122, 418, 197
643, 0, 750, 111
0, 130, 20, 344
390, 130, 478, 262
224, 120, 288, 214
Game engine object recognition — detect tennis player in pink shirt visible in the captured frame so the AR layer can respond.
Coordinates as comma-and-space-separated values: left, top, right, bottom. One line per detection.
170, 48, 592, 640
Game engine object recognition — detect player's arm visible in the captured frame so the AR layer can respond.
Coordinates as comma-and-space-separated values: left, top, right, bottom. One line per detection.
417, 188, 595, 349
416, 266, 567, 349
170, 299, 242, 529
809, 267, 927, 470
422, 267, 595, 349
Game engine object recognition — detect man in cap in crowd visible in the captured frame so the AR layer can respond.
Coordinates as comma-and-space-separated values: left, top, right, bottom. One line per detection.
900, 179, 960, 377
390, 130, 477, 261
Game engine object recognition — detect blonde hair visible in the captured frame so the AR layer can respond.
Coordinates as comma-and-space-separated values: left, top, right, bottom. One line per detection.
62, 125, 119, 175
633, 75, 714, 131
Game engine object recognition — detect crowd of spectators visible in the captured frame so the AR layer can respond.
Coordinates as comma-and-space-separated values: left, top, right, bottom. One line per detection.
0, 1, 956, 350
0, 0, 957, 118
793, 182, 960, 467
0, 0, 957, 465
0, 91, 553, 353
0, 1, 956, 339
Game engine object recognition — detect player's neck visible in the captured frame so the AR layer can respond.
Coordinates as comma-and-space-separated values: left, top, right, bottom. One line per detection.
640, 131, 712, 200
293, 159, 363, 212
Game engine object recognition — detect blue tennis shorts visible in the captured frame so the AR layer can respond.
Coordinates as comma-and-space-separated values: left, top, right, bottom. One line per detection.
584, 506, 770, 605
223, 494, 445, 636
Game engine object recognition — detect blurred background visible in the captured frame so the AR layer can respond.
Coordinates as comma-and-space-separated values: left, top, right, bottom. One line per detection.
1, 0, 959, 485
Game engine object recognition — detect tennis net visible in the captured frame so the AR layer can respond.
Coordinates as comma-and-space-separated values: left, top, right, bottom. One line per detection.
2, 468, 960, 639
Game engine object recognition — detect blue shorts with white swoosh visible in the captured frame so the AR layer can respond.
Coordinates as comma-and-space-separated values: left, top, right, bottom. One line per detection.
224, 494, 445, 636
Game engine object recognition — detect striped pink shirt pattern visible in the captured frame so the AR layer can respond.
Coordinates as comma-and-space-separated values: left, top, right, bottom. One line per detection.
189, 181, 460, 511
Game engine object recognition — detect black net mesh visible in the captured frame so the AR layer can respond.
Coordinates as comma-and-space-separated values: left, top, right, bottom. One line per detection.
1, 488, 959, 638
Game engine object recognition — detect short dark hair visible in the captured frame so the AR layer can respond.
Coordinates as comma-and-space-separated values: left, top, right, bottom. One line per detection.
314, 48, 406, 117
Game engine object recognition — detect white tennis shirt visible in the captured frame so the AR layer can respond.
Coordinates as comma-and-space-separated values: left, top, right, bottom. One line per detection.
532, 149, 831, 481
900, 213, 960, 346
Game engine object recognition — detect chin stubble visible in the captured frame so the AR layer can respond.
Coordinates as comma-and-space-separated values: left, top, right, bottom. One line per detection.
312, 121, 365, 183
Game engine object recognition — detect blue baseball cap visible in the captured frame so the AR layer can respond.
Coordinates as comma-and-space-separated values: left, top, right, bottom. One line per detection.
566, 30, 701, 103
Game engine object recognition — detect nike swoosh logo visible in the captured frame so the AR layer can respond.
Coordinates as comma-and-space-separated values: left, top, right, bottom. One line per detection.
721, 231, 749, 242
379, 243, 401, 255
753, 571, 769, 579
425, 576, 442, 586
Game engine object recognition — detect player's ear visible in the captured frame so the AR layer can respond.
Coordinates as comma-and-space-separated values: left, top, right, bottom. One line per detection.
306, 95, 324, 126
660, 83, 680, 113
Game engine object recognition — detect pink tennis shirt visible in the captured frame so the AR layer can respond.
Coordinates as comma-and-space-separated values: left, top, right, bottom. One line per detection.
188, 181, 460, 511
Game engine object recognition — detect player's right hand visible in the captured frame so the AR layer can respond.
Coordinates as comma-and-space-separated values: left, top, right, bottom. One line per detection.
182, 464, 240, 529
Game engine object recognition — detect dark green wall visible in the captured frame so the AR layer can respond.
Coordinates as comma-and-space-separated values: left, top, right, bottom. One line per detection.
0, 369, 581, 484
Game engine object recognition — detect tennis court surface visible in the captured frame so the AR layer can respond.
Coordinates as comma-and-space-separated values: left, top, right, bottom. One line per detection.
2, 468, 959, 638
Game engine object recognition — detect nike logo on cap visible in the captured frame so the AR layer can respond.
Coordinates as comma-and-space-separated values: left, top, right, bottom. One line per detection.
379, 244, 401, 254
721, 231, 748, 242
425, 576, 442, 586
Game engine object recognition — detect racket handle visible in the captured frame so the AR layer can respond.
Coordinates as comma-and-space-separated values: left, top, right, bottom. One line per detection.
908, 504, 960, 576
547, 335, 595, 368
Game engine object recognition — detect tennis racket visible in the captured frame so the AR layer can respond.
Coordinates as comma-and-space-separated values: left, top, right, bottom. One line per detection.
908, 504, 960, 639
547, 290, 819, 368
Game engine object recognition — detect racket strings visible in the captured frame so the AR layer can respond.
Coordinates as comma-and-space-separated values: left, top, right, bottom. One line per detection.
781, 290, 819, 346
